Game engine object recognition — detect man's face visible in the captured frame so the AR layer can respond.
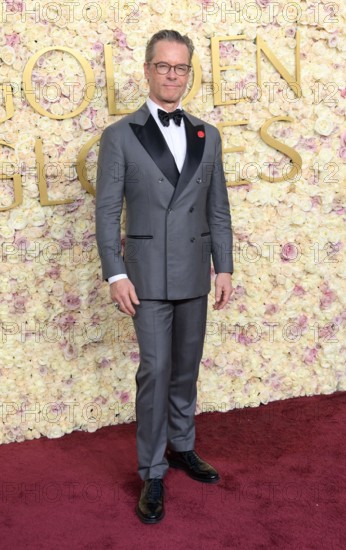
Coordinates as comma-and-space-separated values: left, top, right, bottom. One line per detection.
144, 40, 190, 110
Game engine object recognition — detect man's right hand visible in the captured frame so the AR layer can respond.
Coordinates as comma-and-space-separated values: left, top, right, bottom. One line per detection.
110, 279, 140, 316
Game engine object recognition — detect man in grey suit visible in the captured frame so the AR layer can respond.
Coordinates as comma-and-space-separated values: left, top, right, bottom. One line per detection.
96, 29, 233, 523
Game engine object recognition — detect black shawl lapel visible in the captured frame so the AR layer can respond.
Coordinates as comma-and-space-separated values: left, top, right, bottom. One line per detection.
169, 115, 205, 205
129, 115, 180, 187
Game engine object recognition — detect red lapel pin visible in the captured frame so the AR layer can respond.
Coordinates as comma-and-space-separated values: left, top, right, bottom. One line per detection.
197, 130, 205, 138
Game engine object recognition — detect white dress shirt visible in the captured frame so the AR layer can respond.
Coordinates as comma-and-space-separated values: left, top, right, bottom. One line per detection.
108, 98, 187, 285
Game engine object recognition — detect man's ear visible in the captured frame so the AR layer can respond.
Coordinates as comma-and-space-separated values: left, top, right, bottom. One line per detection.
144, 63, 150, 81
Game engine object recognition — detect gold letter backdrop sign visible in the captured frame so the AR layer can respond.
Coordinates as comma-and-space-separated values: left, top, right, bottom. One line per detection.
0, 1, 345, 443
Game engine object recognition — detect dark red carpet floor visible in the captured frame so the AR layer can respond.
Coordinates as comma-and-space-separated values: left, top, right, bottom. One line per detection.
1, 391, 345, 549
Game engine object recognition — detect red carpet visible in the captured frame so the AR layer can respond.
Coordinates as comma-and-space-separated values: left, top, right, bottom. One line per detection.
1, 391, 345, 549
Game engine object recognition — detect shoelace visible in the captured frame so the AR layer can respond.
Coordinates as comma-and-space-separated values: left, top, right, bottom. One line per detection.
147, 479, 163, 502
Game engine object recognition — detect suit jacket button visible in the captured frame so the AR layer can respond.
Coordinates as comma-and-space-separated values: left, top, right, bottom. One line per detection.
189, 207, 194, 212
158, 178, 164, 183
196, 178, 202, 184
190, 237, 195, 242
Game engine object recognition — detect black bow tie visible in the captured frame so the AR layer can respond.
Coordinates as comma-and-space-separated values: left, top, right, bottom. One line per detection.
157, 108, 184, 127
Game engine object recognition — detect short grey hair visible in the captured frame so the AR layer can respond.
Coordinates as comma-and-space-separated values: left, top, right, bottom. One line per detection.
145, 30, 194, 64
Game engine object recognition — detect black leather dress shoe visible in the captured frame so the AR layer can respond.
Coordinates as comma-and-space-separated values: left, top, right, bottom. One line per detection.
136, 478, 164, 524
166, 449, 220, 483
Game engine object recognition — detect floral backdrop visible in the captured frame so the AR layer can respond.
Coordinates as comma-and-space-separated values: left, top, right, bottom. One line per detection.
0, 0, 345, 443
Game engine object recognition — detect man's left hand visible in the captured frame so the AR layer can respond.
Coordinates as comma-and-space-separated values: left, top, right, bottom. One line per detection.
213, 273, 233, 310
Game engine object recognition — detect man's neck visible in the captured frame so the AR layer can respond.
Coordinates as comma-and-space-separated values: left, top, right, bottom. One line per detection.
148, 96, 181, 113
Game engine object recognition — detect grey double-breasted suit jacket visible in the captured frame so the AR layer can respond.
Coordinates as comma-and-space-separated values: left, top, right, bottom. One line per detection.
95, 103, 233, 300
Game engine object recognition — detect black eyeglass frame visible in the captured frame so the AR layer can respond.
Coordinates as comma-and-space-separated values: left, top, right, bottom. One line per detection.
148, 62, 192, 76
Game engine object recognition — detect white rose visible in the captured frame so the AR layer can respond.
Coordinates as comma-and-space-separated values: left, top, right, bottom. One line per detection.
79, 114, 93, 130
150, 2, 166, 14
294, 196, 312, 212
291, 208, 307, 225
0, 224, 15, 239
49, 103, 64, 117
46, 425, 65, 439
50, 224, 65, 239
30, 210, 46, 227
0, 46, 15, 66
8, 210, 28, 230
314, 116, 334, 136
313, 63, 330, 81
132, 47, 145, 62
73, 218, 89, 235
94, 112, 106, 129
317, 147, 334, 164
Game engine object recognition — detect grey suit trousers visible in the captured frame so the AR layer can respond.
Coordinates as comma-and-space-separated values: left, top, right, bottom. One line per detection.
132, 294, 208, 480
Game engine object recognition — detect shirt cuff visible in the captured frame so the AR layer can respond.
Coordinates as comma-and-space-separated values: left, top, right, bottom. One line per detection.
108, 274, 128, 284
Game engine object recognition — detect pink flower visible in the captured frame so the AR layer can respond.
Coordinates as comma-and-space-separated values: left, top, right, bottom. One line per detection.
120, 391, 130, 404
335, 310, 346, 324
59, 230, 74, 250
311, 196, 322, 208
130, 351, 140, 363
303, 347, 318, 365
320, 282, 336, 309
46, 266, 60, 280
220, 42, 240, 60
5, 0, 24, 12
230, 285, 246, 301
13, 232, 27, 245
292, 284, 306, 297
202, 358, 214, 369
331, 199, 345, 214
281, 243, 299, 262
92, 41, 104, 54
256, 0, 271, 7
297, 314, 308, 329
114, 29, 127, 49
63, 199, 84, 213
236, 233, 250, 241
5, 33, 20, 46
87, 288, 98, 305
98, 358, 111, 369
299, 137, 318, 152
265, 303, 279, 314
285, 28, 296, 38
90, 313, 100, 326
237, 329, 257, 345
61, 340, 78, 361
62, 293, 81, 311
81, 231, 95, 248
13, 294, 27, 313
318, 323, 337, 340
95, 395, 107, 405
54, 313, 76, 331
328, 36, 338, 48
339, 132, 346, 159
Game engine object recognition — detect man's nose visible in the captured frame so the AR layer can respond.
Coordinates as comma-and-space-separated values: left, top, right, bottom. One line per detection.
166, 67, 177, 77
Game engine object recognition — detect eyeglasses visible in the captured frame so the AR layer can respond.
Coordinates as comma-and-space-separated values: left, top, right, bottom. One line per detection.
149, 62, 191, 76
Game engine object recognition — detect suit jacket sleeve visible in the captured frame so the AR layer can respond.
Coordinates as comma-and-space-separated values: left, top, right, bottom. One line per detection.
207, 129, 234, 275
95, 125, 127, 280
